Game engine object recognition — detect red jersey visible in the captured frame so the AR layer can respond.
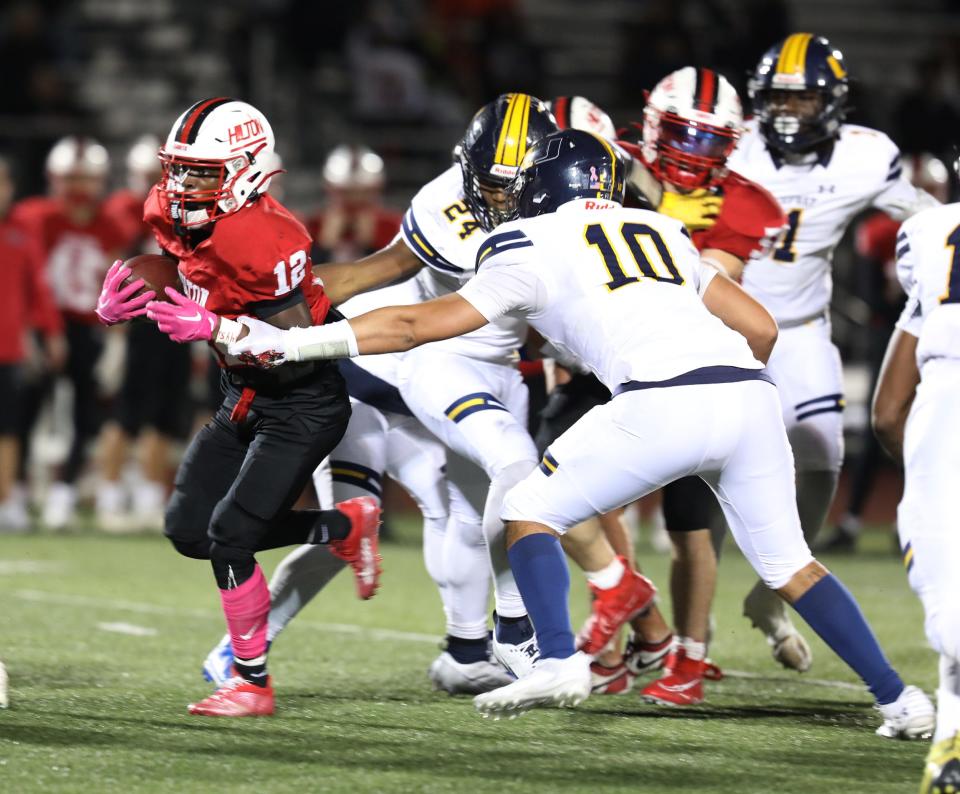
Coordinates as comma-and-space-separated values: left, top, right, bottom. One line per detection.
617, 141, 785, 263
0, 215, 63, 363
306, 205, 401, 262
143, 187, 331, 326
103, 189, 159, 255
15, 198, 128, 324
855, 211, 900, 266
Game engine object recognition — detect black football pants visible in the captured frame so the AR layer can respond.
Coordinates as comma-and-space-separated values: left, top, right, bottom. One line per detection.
165, 364, 351, 580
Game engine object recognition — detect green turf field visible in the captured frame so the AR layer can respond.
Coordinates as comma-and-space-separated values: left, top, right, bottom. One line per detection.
0, 521, 937, 793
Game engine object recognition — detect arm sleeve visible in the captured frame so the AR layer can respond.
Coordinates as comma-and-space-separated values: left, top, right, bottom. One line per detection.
459, 230, 547, 320
872, 146, 941, 221
894, 222, 916, 295
896, 284, 922, 337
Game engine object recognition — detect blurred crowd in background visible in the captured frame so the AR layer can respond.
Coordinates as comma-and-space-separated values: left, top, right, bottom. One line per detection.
2, 0, 960, 541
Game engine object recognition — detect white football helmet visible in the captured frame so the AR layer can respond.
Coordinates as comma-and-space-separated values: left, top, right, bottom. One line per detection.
46, 137, 110, 178
642, 67, 742, 190
322, 144, 385, 190
126, 134, 161, 195
159, 98, 278, 229
549, 96, 617, 141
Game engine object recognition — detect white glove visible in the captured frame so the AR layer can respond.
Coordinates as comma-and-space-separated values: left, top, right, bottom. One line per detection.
227, 317, 359, 368
227, 317, 290, 368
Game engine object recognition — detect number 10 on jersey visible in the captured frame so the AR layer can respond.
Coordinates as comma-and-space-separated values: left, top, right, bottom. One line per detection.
585, 223, 684, 291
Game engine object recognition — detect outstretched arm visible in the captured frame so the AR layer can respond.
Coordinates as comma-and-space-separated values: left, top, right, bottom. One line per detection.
313, 239, 423, 305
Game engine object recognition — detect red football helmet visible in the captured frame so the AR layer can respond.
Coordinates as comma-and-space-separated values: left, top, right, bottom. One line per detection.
642, 67, 743, 191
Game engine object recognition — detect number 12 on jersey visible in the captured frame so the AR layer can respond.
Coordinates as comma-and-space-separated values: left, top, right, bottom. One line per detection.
585, 223, 684, 291
274, 250, 308, 296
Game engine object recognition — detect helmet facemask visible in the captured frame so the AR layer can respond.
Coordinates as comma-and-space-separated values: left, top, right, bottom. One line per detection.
159, 147, 270, 233
751, 85, 847, 154
646, 109, 738, 191
457, 147, 517, 232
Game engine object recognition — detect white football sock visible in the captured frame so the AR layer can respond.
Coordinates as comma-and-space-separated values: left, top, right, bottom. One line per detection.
585, 556, 626, 591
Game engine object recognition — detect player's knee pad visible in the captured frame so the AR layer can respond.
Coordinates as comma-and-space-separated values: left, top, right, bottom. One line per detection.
208, 495, 269, 553
164, 489, 212, 560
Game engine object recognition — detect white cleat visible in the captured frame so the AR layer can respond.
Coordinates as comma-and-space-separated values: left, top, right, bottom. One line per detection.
42, 483, 77, 530
0, 661, 8, 708
743, 582, 812, 672
876, 684, 936, 740
474, 652, 591, 720
491, 617, 540, 679
428, 652, 515, 695
772, 631, 813, 673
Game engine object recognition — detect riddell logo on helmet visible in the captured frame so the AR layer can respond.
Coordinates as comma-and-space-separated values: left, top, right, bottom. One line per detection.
227, 119, 264, 146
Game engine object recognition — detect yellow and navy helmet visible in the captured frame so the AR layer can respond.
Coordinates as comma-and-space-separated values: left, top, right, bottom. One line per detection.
454, 93, 559, 231
748, 33, 849, 154
509, 129, 626, 220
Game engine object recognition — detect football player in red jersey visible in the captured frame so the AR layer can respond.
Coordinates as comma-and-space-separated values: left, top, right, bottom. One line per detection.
623, 67, 787, 704
13, 137, 127, 529
96, 135, 193, 531
0, 156, 63, 531
96, 98, 385, 717
306, 144, 402, 262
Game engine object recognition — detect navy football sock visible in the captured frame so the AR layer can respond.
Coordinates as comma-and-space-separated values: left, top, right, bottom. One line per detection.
446, 635, 489, 665
506, 533, 574, 660
792, 574, 904, 704
494, 614, 535, 646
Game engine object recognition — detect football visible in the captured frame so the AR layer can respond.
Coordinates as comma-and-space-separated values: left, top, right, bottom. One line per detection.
122, 254, 181, 301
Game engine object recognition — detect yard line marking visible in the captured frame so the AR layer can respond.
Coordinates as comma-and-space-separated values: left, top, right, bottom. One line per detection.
13, 589, 874, 693
722, 668, 864, 692
0, 561, 64, 575
14, 589, 439, 645
97, 622, 158, 637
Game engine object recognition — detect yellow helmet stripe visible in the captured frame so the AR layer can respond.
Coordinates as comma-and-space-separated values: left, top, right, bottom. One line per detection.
495, 94, 519, 166
495, 94, 532, 167
826, 54, 847, 79
776, 32, 813, 75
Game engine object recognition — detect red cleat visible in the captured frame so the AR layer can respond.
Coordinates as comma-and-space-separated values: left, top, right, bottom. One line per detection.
331, 497, 382, 600
590, 660, 634, 695
624, 633, 673, 677
577, 560, 657, 655
641, 648, 706, 707
188, 676, 275, 717
703, 658, 724, 681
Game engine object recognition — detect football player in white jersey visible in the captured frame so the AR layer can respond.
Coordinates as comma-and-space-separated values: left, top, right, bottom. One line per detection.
725, 33, 941, 667
870, 198, 960, 789
198, 129, 936, 731
196, 94, 653, 686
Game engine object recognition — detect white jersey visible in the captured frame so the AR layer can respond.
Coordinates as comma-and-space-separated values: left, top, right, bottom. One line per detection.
458, 199, 761, 390
894, 202, 960, 369
400, 165, 526, 363
728, 120, 929, 323
338, 277, 420, 387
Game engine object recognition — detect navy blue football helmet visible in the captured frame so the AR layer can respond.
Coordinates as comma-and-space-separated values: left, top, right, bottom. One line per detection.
509, 129, 626, 220
748, 33, 849, 154
455, 93, 559, 231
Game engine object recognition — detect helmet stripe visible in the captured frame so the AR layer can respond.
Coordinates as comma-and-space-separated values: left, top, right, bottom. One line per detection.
590, 132, 617, 194
516, 95, 531, 164
495, 93, 531, 167
494, 94, 520, 166
176, 97, 233, 144
826, 54, 847, 79
776, 33, 813, 75
694, 68, 718, 113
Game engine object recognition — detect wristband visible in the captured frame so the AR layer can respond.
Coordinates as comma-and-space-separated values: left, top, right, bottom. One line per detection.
215, 317, 243, 346
283, 320, 359, 362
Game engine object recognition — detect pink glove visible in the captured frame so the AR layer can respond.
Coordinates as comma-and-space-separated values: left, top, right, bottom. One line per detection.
95, 259, 156, 325
146, 287, 218, 343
